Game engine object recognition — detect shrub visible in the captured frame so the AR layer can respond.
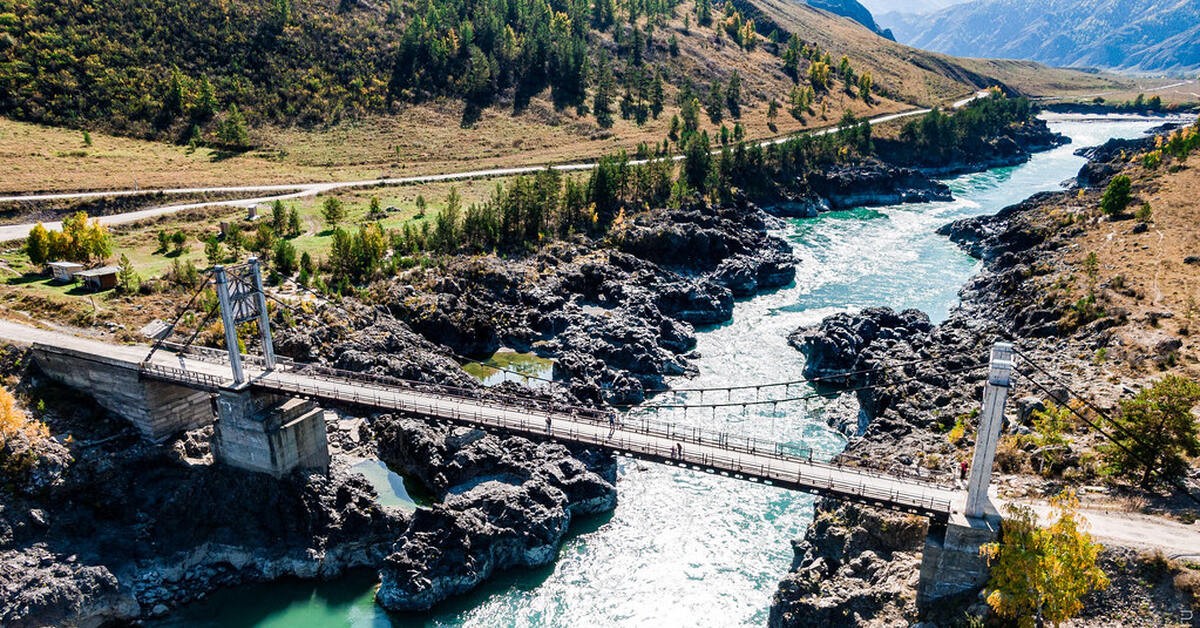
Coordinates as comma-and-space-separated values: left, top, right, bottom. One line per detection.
1100, 175, 1132, 217
0, 387, 49, 481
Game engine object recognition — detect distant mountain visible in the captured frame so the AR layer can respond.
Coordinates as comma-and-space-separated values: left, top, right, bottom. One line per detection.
861, 0, 968, 15
881, 0, 1200, 73
804, 0, 895, 40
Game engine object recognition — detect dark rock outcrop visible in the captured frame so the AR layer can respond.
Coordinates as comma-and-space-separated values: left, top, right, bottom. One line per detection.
769, 500, 928, 627
788, 307, 933, 384
1075, 135, 1157, 187
373, 415, 616, 611
805, 163, 953, 210
0, 413, 401, 627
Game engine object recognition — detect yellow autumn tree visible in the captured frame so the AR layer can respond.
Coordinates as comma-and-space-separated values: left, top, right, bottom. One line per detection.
0, 387, 46, 444
1, 387, 50, 478
980, 491, 1108, 627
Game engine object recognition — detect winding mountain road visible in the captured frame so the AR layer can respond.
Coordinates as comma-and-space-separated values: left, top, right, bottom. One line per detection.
0, 97, 989, 244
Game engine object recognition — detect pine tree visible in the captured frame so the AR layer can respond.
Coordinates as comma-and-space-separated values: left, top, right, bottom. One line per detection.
593, 54, 616, 129
321, 197, 346, 228
193, 75, 218, 120
287, 207, 302, 237
706, 79, 723, 123
858, 73, 873, 103
218, 105, 250, 148
725, 71, 742, 118
650, 72, 665, 119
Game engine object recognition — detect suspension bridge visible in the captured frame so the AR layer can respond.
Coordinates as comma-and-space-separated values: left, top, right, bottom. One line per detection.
2, 259, 1029, 523
12, 257, 1195, 605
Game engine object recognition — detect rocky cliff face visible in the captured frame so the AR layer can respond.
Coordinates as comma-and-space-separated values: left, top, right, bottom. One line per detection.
805, 0, 895, 40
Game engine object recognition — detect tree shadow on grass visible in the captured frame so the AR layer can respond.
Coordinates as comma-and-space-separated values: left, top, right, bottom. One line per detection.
64, 284, 104, 296
209, 147, 252, 162
460, 102, 483, 128
5, 272, 50, 287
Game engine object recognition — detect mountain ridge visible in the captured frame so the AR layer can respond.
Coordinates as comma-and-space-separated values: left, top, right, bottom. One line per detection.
881, 0, 1200, 73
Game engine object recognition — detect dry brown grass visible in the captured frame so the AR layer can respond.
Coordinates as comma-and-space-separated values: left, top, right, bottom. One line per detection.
1057, 151, 1200, 379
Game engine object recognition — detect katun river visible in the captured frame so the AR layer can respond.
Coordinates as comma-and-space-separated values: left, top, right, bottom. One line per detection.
160, 115, 1168, 628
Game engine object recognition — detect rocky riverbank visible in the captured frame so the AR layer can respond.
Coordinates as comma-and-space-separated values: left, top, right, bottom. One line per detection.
0, 369, 402, 627
770, 121, 1200, 626
768, 114, 1066, 219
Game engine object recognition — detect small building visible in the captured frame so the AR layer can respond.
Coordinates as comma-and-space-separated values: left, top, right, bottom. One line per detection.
47, 261, 85, 284
76, 266, 121, 291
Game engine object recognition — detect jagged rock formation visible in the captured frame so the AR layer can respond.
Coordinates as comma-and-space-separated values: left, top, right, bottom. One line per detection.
373, 415, 616, 611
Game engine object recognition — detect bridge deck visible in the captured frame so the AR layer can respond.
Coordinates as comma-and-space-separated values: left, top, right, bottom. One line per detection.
1, 320, 957, 518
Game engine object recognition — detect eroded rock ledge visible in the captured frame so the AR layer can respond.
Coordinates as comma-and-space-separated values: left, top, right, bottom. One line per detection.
372, 415, 616, 611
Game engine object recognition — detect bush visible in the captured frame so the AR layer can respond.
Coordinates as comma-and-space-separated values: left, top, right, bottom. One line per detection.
0, 387, 49, 482
1100, 175, 1132, 217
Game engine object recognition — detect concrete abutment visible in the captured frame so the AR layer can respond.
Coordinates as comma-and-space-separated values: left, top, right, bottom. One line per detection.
32, 344, 213, 442
212, 388, 330, 478
31, 344, 330, 477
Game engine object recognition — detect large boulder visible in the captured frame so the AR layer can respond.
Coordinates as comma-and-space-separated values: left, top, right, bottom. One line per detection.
788, 307, 933, 384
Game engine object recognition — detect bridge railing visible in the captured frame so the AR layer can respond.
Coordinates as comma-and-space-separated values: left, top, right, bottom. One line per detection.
157, 341, 296, 371
254, 369, 956, 491
139, 346, 954, 487
257, 372, 951, 515
140, 362, 226, 391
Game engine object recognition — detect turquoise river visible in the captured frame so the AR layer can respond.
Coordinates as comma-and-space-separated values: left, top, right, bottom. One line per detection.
159, 115, 1168, 628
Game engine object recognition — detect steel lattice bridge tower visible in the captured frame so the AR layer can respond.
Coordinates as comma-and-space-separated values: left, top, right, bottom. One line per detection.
212, 259, 276, 384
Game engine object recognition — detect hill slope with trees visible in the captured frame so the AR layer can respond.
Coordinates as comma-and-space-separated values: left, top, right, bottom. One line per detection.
0, 0, 1124, 187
